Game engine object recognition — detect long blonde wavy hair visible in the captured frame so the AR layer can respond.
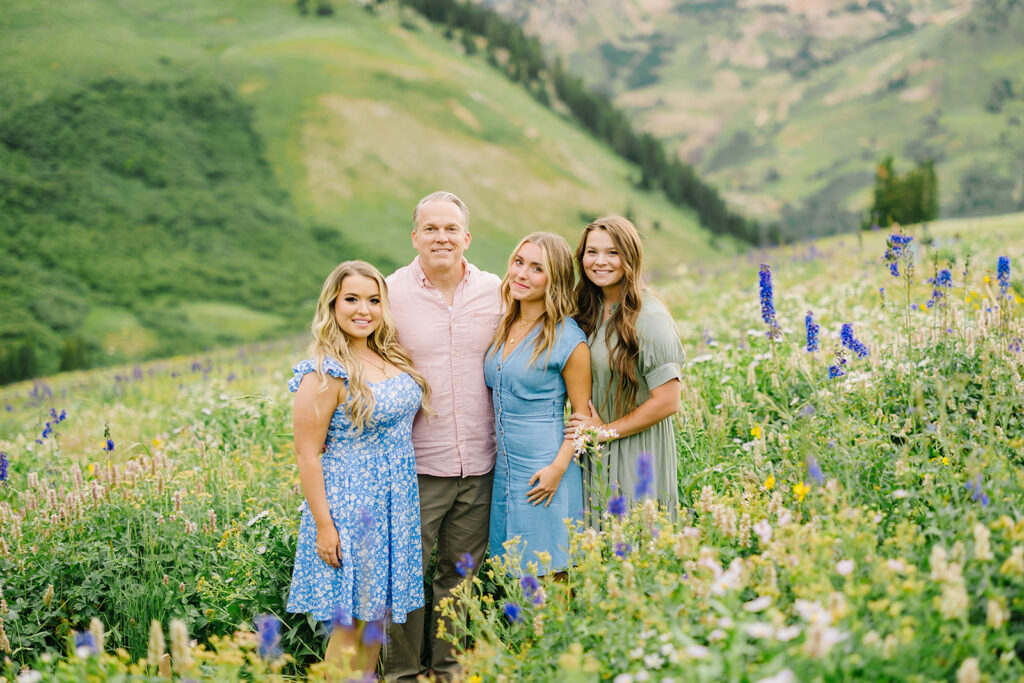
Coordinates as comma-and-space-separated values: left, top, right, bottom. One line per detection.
307, 260, 432, 432
574, 216, 645, 417
490, 232, 577, 367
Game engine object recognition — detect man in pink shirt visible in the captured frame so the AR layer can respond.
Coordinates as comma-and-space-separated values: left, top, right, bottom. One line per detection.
384, 191, 501, 682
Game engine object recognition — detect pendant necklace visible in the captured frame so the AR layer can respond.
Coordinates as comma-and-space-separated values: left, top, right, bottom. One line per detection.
360, 352, 390, 379
509, 317, 540, 344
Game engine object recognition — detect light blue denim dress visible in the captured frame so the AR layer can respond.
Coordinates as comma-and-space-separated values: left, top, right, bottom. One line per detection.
484, 319, 586, 574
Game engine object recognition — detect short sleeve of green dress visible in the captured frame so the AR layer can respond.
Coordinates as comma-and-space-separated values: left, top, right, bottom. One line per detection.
586, 291, 685, 516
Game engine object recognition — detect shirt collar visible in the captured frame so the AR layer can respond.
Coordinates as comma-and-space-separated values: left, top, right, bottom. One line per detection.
411, 256, 474, 288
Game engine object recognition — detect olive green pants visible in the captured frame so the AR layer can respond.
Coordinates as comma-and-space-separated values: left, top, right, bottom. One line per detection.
383, 471, 493, 682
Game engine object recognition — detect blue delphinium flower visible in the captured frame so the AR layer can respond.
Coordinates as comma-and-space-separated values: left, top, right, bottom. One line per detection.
926, 269, 953, 308
41, 422, 53, 440
807, 456, 825, 484
828, 347, 848, 379
74, 631, 97, 657
883, 233, 913, 277
455, 552, 475, 577
255, 614, 282, 659
636, 452, 654, 498
502, 602, 523, 623
103, 439, 115, 452
608, 494, 628, 517
614, 542, 632, 558
758, 264, 778, 337
840, 324, 869, 358
519, 575, 540, 602
361, 619, 387, 646
965, 475, 990, 507
805, 311, 820, 352
329, 605, 352, 632
997, 256, 1010, 297
0, 451, 8, 484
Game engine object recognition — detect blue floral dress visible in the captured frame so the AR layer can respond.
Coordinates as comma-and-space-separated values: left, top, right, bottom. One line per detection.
484, 319, 586, 575
286, 356, 424, 625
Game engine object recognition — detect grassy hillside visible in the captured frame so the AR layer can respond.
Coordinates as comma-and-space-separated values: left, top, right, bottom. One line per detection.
0, 0, 726, 380
480, 0, 1024, 230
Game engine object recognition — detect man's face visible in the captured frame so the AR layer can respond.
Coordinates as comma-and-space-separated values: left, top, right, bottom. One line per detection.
412, 200, 471, 273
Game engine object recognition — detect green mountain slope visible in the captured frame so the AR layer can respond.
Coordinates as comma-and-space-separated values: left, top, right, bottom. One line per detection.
480, 0, 1024, 228
0, 0, 728, 379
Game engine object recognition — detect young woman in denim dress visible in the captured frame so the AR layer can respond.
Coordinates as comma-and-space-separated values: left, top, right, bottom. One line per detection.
484, 232, 591, 575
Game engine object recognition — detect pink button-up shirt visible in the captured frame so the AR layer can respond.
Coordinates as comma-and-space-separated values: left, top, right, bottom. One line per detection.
387, 257, 502, 477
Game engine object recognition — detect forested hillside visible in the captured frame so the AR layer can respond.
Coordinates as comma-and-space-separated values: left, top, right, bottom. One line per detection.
0, 0, 731, 382
480, 0, 1024, 235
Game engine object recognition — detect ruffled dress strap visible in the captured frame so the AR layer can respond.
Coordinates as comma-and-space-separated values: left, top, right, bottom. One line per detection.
288, 356, 349, 393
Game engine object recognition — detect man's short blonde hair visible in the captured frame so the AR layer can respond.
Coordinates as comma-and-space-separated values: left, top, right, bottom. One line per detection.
413, 191, 469, 230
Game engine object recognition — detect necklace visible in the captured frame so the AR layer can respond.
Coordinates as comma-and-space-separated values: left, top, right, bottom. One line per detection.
358, 352, 390, 378
508, 316, 540, 344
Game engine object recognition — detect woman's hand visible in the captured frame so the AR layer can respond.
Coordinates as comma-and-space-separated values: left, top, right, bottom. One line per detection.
565, 399, 604, 436
527, 464, 566, 507
316, 523, 343, 568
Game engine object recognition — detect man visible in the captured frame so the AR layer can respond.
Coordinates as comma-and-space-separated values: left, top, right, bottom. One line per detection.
384, 191, 501, 682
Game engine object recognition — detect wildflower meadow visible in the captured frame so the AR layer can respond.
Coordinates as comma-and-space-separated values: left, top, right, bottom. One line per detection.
2, 215, 1024, 681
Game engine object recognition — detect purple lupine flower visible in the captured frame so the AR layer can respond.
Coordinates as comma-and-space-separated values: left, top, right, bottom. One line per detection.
455, 552, 474, 577
502, 602, 523, 623
0, 451, 7, 484
805, 311, 820, 352
965, 475, 990, 507
807, 456, 825, 484
255, 614, 282, 659
608, 494, 628, 517
519, 575, 540, 601
74, 631, 98, 657
840, 324, 869, 358
614, 542, 632, 558
361, 620, 387, 646
636, 452, 654, 499
329, 605, 352, 632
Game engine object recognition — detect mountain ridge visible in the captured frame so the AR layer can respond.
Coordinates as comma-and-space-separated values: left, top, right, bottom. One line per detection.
478, 0, 1024, 233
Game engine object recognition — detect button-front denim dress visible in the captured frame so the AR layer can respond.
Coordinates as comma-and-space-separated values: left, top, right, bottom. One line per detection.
484, 318, 586, 575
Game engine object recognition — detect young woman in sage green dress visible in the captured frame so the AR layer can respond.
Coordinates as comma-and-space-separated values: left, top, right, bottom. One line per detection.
566, 216, 685, 515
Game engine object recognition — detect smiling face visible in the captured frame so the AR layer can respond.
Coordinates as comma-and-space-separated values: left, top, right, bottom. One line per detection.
581, 228, 624, 293
334, 274, 382, 343
506, 241, 549, 305
411, 199, 471, 275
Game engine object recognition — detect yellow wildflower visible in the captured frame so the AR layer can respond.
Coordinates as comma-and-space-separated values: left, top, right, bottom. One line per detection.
764, 475, 775, 490
751, 425, 761, 439
794, 482, 810, 502
983, 275, 991, 284
941, 456, 949, 466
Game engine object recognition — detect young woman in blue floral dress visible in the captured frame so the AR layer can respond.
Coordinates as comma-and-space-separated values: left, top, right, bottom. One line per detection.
485, 232, 591, 575
288, 260, 432, 676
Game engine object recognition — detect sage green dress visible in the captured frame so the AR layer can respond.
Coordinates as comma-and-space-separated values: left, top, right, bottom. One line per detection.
585, 291, 685, 517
